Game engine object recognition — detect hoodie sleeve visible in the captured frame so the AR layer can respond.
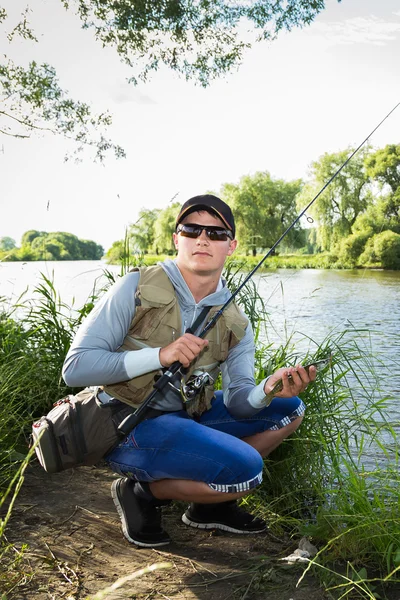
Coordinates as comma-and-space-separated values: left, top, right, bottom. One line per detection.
62, 271, 162, 387
220, 319, 268, 418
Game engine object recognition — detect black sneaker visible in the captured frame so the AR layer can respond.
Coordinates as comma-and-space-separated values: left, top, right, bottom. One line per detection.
182, 500, 267, 534
111, 478, 170, 547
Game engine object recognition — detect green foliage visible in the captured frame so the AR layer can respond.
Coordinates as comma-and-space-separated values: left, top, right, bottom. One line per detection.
0, 444, 36, 596
365, 143, 400, 193
1, 0, 337, 161
129, 208, 161, 253
0, 7, 124, 161
220, 171, 303, 255
335, 189, 400, 268
0, 273, 104, 489
0, 60, 125, 161
359, 230, 400, 269
248, 322, 400, 596
21, 230, 46, 246
297, 147, 372, 251
153, 202, 181, 254
222, 258, 269, 332
334, 231, 371, 268
105, 239, 127, 264
0, 236, 16, 251
63, 0, 337, 87
0, 230, 104, 261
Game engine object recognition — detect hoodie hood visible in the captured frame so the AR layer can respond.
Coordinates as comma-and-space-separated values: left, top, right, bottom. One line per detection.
160, 259, 232, 310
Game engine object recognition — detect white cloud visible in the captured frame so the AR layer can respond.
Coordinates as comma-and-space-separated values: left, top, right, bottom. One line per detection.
311, 15, 400, 47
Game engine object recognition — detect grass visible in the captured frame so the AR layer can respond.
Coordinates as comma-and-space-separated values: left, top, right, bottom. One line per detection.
249, 328, 400, 598
0, 265, 399, 598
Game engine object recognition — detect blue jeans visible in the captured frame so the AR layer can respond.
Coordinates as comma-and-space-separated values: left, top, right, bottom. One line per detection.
105, 392, 306, 494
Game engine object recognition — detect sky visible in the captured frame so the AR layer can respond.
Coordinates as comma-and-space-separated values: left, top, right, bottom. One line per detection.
1, 0, 400, 252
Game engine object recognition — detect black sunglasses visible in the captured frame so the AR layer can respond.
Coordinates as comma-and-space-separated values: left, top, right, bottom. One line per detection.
176, 223, 233, 241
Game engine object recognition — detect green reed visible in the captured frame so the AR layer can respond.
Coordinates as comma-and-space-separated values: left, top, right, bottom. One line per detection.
249, 331, 399, 595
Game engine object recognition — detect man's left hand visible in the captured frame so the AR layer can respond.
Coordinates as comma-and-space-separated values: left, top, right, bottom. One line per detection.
264, 365, 317, 398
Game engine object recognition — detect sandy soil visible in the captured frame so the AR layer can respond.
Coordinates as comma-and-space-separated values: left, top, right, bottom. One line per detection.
6, 463, 330, 600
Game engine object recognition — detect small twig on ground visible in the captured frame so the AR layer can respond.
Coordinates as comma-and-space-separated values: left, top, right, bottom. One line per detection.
153, 548, 218, 577
76, 505, 101, 518
57, 504, 102, 527
87, 562, 172, 600
16, 503, 38, 513
188, 570, 244, 588
158, 593, 173, 600
57, 506, 78, 526
44, 542, 78, 586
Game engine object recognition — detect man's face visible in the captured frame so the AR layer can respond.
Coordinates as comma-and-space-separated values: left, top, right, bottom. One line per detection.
173, 210, 237, 277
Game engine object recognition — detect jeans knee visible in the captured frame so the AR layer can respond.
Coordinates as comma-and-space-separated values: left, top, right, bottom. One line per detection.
208, 444, 263, 493
231, 444, 263, 483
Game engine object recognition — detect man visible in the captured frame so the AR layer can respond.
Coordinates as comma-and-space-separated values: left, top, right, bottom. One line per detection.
63, 194, 316, 548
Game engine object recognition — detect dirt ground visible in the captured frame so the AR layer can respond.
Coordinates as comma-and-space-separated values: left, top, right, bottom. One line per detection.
6, 462, 330, 600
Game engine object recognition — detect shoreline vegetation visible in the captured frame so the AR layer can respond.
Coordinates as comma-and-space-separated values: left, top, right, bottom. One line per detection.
1, 266, 400, 599
1, 251, 399, 271
107, 252, 399, 270
2, 143, 400, 271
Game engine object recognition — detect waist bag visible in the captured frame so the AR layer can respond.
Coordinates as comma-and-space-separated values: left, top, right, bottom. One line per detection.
31, 387, 134, 474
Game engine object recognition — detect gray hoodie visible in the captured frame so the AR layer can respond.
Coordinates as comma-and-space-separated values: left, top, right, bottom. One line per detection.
62, 260, 267, 417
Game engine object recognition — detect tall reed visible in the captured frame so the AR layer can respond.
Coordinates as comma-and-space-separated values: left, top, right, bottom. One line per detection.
225, 267, 400, 598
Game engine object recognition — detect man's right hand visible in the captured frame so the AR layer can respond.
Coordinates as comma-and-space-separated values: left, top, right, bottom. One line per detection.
159, 334, 209, 368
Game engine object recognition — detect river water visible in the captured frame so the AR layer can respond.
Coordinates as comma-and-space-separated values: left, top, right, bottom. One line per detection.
1, 260, 399, 415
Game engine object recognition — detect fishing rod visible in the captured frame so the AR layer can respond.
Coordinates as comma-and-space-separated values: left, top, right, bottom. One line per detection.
118, 101, 400, 436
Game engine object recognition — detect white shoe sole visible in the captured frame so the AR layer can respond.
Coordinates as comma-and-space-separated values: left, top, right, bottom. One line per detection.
181, 513, 266, 534
111, 480, 170, 547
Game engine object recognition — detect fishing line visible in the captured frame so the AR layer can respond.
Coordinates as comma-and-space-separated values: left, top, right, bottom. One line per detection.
201, 100, 400, 336
118, 101, 400, 434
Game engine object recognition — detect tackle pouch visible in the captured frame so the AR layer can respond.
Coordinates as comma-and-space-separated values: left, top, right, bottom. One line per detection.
31, 387, 134, 474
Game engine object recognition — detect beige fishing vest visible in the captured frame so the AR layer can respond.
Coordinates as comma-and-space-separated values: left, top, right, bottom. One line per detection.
104, 265, 248, 417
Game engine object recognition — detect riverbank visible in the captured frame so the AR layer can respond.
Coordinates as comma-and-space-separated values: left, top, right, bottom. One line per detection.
6, 462, 330, 600
1, 267, 400, 598
2, 251, 399, 270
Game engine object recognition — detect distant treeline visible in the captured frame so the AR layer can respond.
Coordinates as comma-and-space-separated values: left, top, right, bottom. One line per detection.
106, 143, 400, 270
0, 231, 104, 261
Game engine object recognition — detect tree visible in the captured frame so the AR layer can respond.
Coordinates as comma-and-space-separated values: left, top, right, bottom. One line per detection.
220, 171, 303, 256
364, 144, 400, 194
105, 239, 126, 264
0, 6, 124, 161
0, 236, 16, 251
129, 208, 161, 253
359, 230, 400, 270
78, 239, 104, 259
3, 230, 104, 261
1, 1, 338, 155
21, 230, 46, 246
296, 147, 372, 251
153, 203, 181, 254
65, 0, 340, 87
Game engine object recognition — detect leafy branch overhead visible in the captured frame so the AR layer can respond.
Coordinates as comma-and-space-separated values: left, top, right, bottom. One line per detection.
0, 59, 126, 161
63, 0, 340, 86
1, 1, 340, 159
0, 6, 125, 161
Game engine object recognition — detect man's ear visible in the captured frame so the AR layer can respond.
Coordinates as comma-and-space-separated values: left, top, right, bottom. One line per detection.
227, 239, 237, 256
173, 232, 179, 250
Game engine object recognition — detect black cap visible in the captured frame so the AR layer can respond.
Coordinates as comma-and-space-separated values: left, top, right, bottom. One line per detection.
176, 194, 235, 237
